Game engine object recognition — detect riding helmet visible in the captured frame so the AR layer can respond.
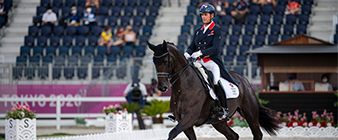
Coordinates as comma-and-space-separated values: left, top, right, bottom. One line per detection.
199, 4, 215, 15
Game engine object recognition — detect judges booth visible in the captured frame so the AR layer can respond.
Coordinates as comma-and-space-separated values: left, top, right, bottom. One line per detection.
248, 35, 338, 122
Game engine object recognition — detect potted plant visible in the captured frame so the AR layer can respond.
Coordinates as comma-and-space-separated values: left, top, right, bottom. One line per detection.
141, 99, 170, 129
5, 103, 37, 140
103, 104, 132, 133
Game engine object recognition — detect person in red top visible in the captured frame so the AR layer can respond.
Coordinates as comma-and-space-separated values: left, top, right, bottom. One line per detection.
286, 0, 300, 15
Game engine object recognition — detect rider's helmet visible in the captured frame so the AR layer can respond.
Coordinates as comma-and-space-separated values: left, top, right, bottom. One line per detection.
199, 4, 215, 16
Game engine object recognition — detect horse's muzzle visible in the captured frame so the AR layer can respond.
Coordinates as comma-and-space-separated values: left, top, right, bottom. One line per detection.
158, 86, 168, 92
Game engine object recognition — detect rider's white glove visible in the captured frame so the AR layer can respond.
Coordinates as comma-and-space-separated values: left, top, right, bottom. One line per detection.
184, 52, 191, 59
191, 51, 202, 59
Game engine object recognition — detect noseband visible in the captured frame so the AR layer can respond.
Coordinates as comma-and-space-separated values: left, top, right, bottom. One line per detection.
153, 51, 190, 86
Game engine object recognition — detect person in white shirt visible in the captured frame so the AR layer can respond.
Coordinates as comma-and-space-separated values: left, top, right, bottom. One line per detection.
42, 6, 57, 28
320, 74, 333, 91
123, 81, 148, 98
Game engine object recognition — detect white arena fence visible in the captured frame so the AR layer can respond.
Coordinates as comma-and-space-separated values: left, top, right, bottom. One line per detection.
38, 125, 338, 140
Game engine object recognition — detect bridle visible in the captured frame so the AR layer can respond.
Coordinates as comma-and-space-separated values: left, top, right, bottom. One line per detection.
153, 50, 190, 86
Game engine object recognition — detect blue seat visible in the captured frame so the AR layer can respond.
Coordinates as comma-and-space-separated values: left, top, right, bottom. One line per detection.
61, 6, 71, 17
242, 35, 252, 45
286, 14, 297, 24
29, 56, 40, 66
270, 24, 281, 35
239, 45, 250, 55
65, 26, 76, 36
77, 0, 86, 6
37, 66, 48, 79
93, 56, 104, 66
124, 6, 134, 16
178, 35, 188, 45
249, 4, 260, 15
257, 25, 268, 35
249, 55, 258, 64
224, 4, 234, 15
149, 6, 159, 16
142, 25, 152, 36
98, 6, 109, 16
24, 36, 35, 46
54, 56, 65, 66
296, 24, 307, 35
75, 36, 86, 46
273, 15, 283, 25
255, 35, 265, 45
80, 55, 91, 66
136, 6, 146, 17
13, 67, 23, 79
133, 16, 143, 26
16, 56, 27, 66
220, 25, 229, 35
236, 55, 247, 66
246, 14, 257, 25
140, 0, 150, 6
33, 46, 43, 57
92, 67, 100, 79
49, 36, 60, 46
53, 0, 63, 7
90, 26, 101, 36
110, 46, 121, 56
232, 25, 242, 35
229, 35, 239, 45
120, 16, 130, 26
194, 25, 201, 31
139, 35, 149, 45
59, 46, 69, 56
252, 45, 262, 50
244, 25, 254, 35
277, 0, 288, 5
52, 7, 59, 16
28, 25, 39, 36
88, 35, 98, 46
64, 67, 75, 79
152, 0, 162, 6
53, 26, 64, 36
233, 66, 244, 75
298, 14, 309, 25
221, 15, 232, 25
197, 16, 203, 25
24, 67, 36, 79
145, 16, 156, 26
132, 25, 140, 35
301, 4, 312, 15
78, 26, 90, 36
37, 36, 48, 46
283, 24, 294, 35
97, 46, 107, 56
62, 36, 73, 46
111, 6, 121, 17
181, 25, 191, 35
262, 4, 274, 15
268, 35, 279, 44
67, 55, 78, 66
108, 16, 118, 26
184, 15, 194, 25
107, 55, 117, 65
275, 4, 285, 15
187, 5, 197, 15
213, 15, 220, 24
20, 46, 30, 57
223, 55, 234, 65
101, 0, 112, 6
116, 65, 127, 79
281, 34, 292, 41
334, 34, 338, 44
114, 0, 125, 6
220, 35, 227, 45
36, 6, 47, 16
40, 0, 51, 6
52, 67, 62, 79
41, 25, 52, 36
136, 45, 146, 57
96, 15, 106, 26
190, 0, 199, 6
123, 45, 134, 56
46, 46, 56, 56
226, 45, 236, 55
336, 24, 338, 33
84, 46, 95, 56
303, 0, 314, 5
260, 14, 270, 25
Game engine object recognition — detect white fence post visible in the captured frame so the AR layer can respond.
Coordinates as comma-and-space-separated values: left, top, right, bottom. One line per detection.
48, 63, 52, 83
56, 96, 61, 130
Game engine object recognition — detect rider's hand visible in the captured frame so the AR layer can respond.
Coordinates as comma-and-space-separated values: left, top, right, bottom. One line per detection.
191, 51, 202, 59
184, 52, 191, 59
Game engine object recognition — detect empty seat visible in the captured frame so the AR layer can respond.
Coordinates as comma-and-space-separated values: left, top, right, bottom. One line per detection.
181, 25, 191, 35
53, 0, 63, 7
132, 16, 142, 26
59, 46, 69, 56
220, 25, 229, 35
136, 45, 146, 57
36, 6, 47, 16
107, 55, 117, 65
123, 45, 134, 56
16, 56, 27, 66
244, 25, 255, 35
178, 35, 188, 45
20, 46, 31, 57
223, 55, 234, 65
29, 56, 40, 66
108, 16, 118, 26
24, 67, 36, 79
33, 46, 43, 56
37, 67, 48, 79
281, 34, 292, 41
233, 66, 244, 75
296, 24, 307, 35
45, 46, 56, 57
99, 6, 109, 16
242, 35, 252, 45
13, 67, 23, 79
90, 26, 102, 36
71, 46, 82, 56
246, 14, 257, 25
80, 55, 91, 66
270, 24, 281, 35
114, 0, 125, 6
152, 0, 162, 6
40, 0, 51, 6
40, 25, 52, 37
28, 25, 39, 36
62, 36, 73, 46
116, 65, 127, 79
78, 26, 90, 36
64, 67, 75, 79
67, 55, 78, 66
229, 35, 239, 45
262, 4, 274, 15
124, 6, 134, 16
277, 0, 288, 5
283, 24, 294, 35
65, 26, 77, 36
52, 67, 62, 79
286, 14, 297, 24
50, 36, 60, 46
273, 15, 283, 25
187, 5, 197, 15
37, 36, 48, 46
334, 34, 338, 44
54, 56, 65, 66
268, 35, 279, 44
75, 36, 86, 46
111, 6, 121, 17
97, 46, 107, 56
92, 67, 100, 79
145, 16, 156, 26
260, 14, 270, 25
257, 25, 268, 35
197, 16, 203, 25
236, 55, 247, 65
24, 36, 35, 46
42, 56, 53, 66
140, 0, 150, 6
120, 16, 130, 26
303, 0, 314, 5
249, 4, 260, 15
77, 0, 86, 6
298, 14, 309, 25
301, 4, 312, 15
226, 45, 236, 55
184, 15, 194, 25
61, 6, 71, 17
53, 26, 64, 36
255, 35, 265, 45
239, 45, 250, 55
142, 25, 152, 36
84, 46, 95, 56
252, 45, 262, 50
93, 56, 104, 66
149, 6, 159, 16
190, 0, 199, 6
101, 0, 112, 6
139, 35, 149, 45
249, 55, 258, 64
275, 5, 286, 15
232, 25, 242, 35
136, 6, 146, 16
221, 15, 232, 25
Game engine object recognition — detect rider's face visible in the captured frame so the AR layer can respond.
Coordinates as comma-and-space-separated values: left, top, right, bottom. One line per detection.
201, 13, 214, 25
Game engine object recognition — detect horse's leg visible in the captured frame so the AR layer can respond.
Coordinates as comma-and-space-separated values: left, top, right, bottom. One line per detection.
240, 105, 263, 140
168, 118, 196, 140
212, 121, 239, 140
183, 127, 197, 140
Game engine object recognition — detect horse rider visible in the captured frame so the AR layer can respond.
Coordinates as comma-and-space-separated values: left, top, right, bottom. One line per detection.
184, 4, 239, 120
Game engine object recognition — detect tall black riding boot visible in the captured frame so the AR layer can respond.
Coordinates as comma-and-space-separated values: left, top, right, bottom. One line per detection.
214, 81, 229, 120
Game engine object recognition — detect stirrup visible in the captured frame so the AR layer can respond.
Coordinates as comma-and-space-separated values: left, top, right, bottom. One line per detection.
168, 115, 176, 122
218, 107, 229, 121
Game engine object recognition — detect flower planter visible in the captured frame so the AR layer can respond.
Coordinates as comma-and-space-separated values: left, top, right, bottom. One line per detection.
105, 112, 132, 133
151, 117, 165, 129
5, 118, 36, 140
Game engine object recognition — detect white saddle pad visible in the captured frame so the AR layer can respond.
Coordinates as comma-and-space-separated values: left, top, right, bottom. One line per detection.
194, 62, 239, 100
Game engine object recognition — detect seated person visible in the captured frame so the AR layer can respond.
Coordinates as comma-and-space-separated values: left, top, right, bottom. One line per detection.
85, 0, 99, 13
42, 6, 57, 27
319, 74, 333, 91
112, 27, 125, 47
99, 26, 112, 54
224, 1, 234, 15
123, 25, 136, 47
258, 0, 276, 9
212, 0, 226, 15
83, 7, 96, 26
231, 0, 249, 23
286, 0, 300, 15
68, 6, 80, 27
0, 0, 9, 28
284, 73, 305, 91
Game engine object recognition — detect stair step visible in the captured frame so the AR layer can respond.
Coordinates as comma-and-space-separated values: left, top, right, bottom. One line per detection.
311, 15, 333, 21
1, 37, 24, 44
5, 27, 28, 33
309, 25, 333, 31
317, 0, 338, 7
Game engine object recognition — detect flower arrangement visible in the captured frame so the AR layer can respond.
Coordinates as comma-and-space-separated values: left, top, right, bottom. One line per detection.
5, 103, 36, 120
309, 110, 335, 127
228, 112, 249, 127
102, 104, 123, 115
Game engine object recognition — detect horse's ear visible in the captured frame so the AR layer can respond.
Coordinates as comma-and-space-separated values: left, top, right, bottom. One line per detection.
147, 41, 156, 51
162, 40, 167, 49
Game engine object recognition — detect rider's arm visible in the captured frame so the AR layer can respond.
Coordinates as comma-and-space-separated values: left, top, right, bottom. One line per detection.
186, 29, 198, 55
200, 27, 222, 57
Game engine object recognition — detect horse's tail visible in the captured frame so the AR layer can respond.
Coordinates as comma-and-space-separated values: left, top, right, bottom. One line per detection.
258, 104, 280, 136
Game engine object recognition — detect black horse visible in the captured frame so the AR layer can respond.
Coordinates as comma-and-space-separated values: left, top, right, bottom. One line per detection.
148, 41, 280, 140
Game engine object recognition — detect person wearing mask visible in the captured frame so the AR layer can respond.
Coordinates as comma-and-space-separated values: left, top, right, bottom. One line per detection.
83, 7, 96, 26
320, 74, 333, 91
148, 78, 162, 97
231, 0, 249, 23
123, 25, 136, 47
0, 0, 9, 28
99, 26, 112, 54
68, 6, 80, 27
42, 6, 57, 28
284, 73, 305, 91
112, 27, 125, 47
286, 0, 300, 15
85, 0, 99, 14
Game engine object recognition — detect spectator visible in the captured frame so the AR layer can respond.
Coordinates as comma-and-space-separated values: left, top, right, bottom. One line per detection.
231, 0, 249, 23
123, 25, 136, 47
42, 6, 57, 28
99, 26, 112, 54
83, 6, 96, 26
286, 0, 300, 15
68, 6, 80, 27
85, 0, 99, 14
212, 0, 226, 15
112, 27, 125, 46
124, 79, 148, 104
284, 73, 305, 91
258, 0, 276, 9
148, 78, 162, 97
0, 0, 9, 28
320, 74, 333, 91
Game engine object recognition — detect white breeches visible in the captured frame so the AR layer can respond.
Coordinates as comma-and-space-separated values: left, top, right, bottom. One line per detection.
196, 59, 220, 85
